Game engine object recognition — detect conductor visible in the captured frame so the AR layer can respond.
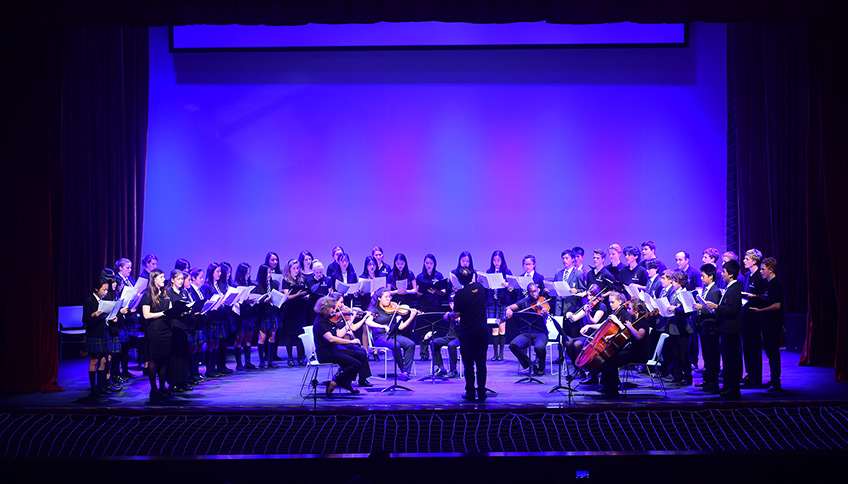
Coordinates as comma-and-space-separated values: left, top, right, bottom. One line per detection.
446, 266, 489, 401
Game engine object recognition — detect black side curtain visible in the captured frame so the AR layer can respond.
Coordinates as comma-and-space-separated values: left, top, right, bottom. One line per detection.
728, 21, 848, 381
58, 26, 148, 306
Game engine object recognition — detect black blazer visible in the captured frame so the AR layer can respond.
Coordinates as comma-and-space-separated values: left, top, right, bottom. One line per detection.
699, 284, 722, 335
83, 294, 108, 339
716, 280, 743, 334
553, 267, 584, 313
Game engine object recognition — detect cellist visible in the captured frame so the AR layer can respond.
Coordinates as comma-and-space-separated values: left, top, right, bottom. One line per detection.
563, 283, 608, 382
504, 283, 550, 377
593, 297, 651, 398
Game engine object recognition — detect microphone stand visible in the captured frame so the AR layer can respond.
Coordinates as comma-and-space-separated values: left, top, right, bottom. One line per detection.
382, 309, 412, 393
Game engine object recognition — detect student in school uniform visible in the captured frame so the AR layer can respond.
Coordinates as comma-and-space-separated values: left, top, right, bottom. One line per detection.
328, 252, 359, 309
749, 257, 785, 392
387, 253, 418, 308
358, 255, 382, 360
253, 264, 280, 368
741, 248, 768, 388
585, 249, 615, 295
366, 287, 419, 381
704, 259, 743, 400
165, 269, 193, 392
694, 264, 722, 394
487, 250, 517, 361
325, 246, 345, 281
664, 270, 694, 386
233, 263, 257, 371
415, 253, 447, 361
605, 244, 627, 283
619, 246, 649, 289
298, 250, 314, 281
114, 258, 141, 379
200, 263, 225, 377
264, 252, 284, 362
185, 267, 207, 382
216, 262, 235, 375
639, 240, 668, 274
83, 277, 119, 398
140, 269, 172, 400
280, 258, 309, 366
103, 268, 128, 390
372, 246, 390, 277
139, 253, 159, 281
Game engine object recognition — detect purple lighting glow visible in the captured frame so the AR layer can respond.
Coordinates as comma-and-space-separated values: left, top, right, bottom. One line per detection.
144, 23, 725, 275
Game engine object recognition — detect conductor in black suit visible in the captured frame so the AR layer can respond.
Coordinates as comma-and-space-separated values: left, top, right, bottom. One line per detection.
448, 266, 489, 401
705, 259, 743, 399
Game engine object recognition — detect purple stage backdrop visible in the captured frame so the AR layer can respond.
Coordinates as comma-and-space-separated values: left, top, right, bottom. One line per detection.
144, 24, 726, 278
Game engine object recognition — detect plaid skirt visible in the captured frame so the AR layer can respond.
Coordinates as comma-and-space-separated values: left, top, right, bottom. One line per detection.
205, 313, 225, 341
256, 313, 279, 332
84, 335, 119, 355
234, 316, 255, 333
188, 327, 205, 347
116, 327, 131, 343
486, 303, 507, 320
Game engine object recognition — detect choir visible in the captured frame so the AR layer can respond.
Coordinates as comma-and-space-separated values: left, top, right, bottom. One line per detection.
79, 243, 785, 401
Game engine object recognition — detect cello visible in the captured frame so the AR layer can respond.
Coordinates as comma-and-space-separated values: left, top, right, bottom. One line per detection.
575, 302, 657, 374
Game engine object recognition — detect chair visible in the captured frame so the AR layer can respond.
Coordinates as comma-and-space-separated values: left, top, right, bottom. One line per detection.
368, 329, 415, 379
58, 306, 85, 359
546, 316, 567, 376
298, 332, 340, 398
438, 342, 462, 377
621, 330, 668, 398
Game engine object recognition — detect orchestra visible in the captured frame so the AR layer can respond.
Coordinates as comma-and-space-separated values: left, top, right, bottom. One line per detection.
80, 244, 782, 402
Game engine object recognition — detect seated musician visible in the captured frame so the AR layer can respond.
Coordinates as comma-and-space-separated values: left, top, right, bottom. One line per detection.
366, 287, 418, 381
313, 294, 364, 397
563, 284, 608, 374
596, 298, 652, 397
432, 294, 460, 377
330, 293, 374, 388
505, 283, 550, 376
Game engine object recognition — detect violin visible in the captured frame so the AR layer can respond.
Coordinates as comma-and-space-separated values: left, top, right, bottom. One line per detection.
522, 296, 550, 315
382, 302, 417, 316
329, 306, 367, 323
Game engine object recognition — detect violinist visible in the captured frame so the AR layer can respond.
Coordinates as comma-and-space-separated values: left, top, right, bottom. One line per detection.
595, 298, 651, 397
505, 283, 550, 377
328, 297, 374, 387
563, 284, 608, 377
313, 295, 364, 397
366, 287, 418, 381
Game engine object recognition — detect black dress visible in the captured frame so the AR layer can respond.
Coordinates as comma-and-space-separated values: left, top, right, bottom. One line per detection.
141, 291, 172, 361
281, 279, 309, 336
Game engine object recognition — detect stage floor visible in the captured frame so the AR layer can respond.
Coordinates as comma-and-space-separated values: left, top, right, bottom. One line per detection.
1, 347, 843, 411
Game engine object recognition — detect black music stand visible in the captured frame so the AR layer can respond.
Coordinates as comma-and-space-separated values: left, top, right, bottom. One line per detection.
413, 312, 451, 383
381, 310, 412, 393
512, 312, 546, 384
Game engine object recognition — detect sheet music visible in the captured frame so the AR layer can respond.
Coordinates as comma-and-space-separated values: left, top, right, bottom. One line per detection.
222, 287, 241, 306
231, 304, 240, 316
97, 299, 121, 320
200, 294, 221, 314
694, 291, 714, 313
270, 289, 287, 308
624, 283, 641, 299
476, 272, 505, 290
450, 272, 463, 290
394, 278, 408, 291
655, 296, 674, 317
119, 286, 137, 308
335, 279, 361, 295
132, 278, 147, 294
246, 293, 266, 304
678, 290, 697, 313
234, 286, 256, 305
270, 273, 284, 287
359, 277, 387, 294
641, 292, 657, 312
548, 280, 572, 297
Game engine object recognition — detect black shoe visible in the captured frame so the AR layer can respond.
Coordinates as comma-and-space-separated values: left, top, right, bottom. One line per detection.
370, 352, 380, 362
340, 383, 360, 394
491, 354, 500, 361
448, 370, 459, 378
287, 360, 296, 367
267, 361, 277, 368
358, 380, 374, 388
398, 372, 410, 381
121, 371, 139, 379
476, 391, 488, 402
88, 388, 102, 399
325, 380, 338, 398
598, 388, 620, 398
432, 367, 446, 377
298, 359, 307, 366
259, 362, 267, 369
236, 364, 246, 371
533, 367, 546, 377
461, 392, 477, 401
552, 357, 563, 366
719, 389, 742, 400
701, 385, 721, 395
245, 363, 257, 370
420, 355, 430, 362
221, 367, 233, 374
148, 389, 161, 401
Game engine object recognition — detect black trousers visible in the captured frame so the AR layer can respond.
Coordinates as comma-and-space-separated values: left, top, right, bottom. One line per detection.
667, 333, 691, 381
720, 332, 742, 391
459, 332, 488, 397
433, 336, 459, 371
599, 349, 644, 391
316, 347, 362, 388
700, 331, 721, 387
762, 317, 782, 382
742, 310, 762, 382
336, 343, 371, 382
374, 334, 415, 373
509, 332, 547, 370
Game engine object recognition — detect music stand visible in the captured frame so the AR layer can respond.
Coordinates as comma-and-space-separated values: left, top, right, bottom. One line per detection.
381, 310, 412, 393
512, 312, 546, 384
413, 312, 451, 383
